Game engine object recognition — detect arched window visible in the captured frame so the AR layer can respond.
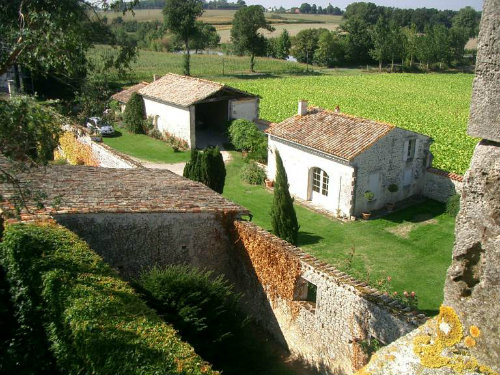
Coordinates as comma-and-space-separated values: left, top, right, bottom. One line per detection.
312, 168, 329, 196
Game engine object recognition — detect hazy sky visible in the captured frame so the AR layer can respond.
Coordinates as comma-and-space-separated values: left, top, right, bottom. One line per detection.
244, 0, 484, 11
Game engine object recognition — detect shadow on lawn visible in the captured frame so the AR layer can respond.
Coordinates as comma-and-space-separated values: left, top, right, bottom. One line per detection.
297, 231, 323, 246
107, 129, 123, 138
383, 199, 446, 225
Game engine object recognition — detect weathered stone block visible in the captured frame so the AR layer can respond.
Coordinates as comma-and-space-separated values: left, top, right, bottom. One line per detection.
443, 140, 500, 371
468, 0, 500, 142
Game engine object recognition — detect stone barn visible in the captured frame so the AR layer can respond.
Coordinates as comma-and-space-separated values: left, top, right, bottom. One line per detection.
138, 73, 260, 148
266, 101, 433, 218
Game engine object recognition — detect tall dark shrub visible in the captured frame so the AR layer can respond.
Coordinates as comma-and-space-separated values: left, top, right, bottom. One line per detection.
201, 147, 226, 194
136, 265, 246, 366
183, 147, 226, 194
270, 151, 299, 245
123, 92, 145, 134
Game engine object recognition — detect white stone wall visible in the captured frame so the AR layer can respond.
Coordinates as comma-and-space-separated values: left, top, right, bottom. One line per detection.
351, 128, 432, 216
229, 98, 259, 122
267, 136, 355, 217
423, 170, 463, 202
143, 98, 194, 147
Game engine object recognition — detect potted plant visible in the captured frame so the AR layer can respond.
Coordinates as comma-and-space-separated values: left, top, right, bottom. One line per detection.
265, 178, 274, 188
386, 183, 399, 211
362, 191, 375, 219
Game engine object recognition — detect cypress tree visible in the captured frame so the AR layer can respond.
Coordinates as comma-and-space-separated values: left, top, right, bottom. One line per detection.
201, 147, 226, 194
270, 151, 299, 245
123, 92, 145, 134
183, 147, 226, 194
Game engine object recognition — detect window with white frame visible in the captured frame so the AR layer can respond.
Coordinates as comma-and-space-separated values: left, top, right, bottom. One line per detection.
312, 168, 329, 196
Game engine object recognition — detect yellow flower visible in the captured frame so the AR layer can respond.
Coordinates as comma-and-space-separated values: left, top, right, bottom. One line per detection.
469, 325, 481, 338
464, 336, 476, 348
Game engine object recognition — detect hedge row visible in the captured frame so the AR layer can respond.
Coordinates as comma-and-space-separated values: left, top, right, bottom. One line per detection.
0, 222, 217, 375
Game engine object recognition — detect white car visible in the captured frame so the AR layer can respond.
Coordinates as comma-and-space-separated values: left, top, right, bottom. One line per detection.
86, 117, 115, 136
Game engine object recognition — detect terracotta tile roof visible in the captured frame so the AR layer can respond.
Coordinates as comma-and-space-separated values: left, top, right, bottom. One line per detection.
138, 73, 256, 107
0, 162, 248, 216
111, 82, 149, 104
266, 107, 395, 161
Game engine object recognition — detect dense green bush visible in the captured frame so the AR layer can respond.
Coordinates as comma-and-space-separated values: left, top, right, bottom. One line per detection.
446, 194, 460, 217
270, 151, 299, 245
136, 265, 246, 366
183, 147, 226, 193
241, 161, 266, 185
0, 223, 215, 375
123, 92, 145, 134
228, 119, 266, 153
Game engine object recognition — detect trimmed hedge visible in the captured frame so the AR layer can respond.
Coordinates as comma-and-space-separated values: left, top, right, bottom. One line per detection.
0, 223, 216, 375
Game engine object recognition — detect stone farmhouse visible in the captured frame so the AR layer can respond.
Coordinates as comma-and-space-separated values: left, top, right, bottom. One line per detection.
266, 101, 433, 217
135, 73, 260, 148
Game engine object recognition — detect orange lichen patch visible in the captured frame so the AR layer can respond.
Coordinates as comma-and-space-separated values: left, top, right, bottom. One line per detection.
412, 305, 499, 375
354, 365, 372, 375
469, 325, 481, 338
436, 305, 463, 346
464, 336, 476, 348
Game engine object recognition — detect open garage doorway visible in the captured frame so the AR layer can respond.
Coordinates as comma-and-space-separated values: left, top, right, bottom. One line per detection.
195, 100, 229, 149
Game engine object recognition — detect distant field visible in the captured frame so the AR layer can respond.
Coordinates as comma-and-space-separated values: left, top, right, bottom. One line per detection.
100, 9, 342, 43
217, 22, 340, 43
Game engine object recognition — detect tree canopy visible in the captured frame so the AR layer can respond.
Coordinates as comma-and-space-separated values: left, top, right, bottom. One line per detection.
231, 5, 274, 72
163, 0, 204, 75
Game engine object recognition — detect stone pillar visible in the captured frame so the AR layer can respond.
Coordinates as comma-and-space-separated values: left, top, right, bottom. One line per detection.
443, 0, 500, 370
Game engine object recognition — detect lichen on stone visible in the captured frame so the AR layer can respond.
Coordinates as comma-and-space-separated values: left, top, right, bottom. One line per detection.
470, 325, 481, 338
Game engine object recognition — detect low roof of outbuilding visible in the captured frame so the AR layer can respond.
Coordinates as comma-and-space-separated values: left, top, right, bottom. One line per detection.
138, 73, 257, 107
111, 82, 149, 104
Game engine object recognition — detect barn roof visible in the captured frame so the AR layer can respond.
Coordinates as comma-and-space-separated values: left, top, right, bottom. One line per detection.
111, 82, 149, 104
266, 107, 395, 161
138, 73, 257, 107
0, 160, 248, 217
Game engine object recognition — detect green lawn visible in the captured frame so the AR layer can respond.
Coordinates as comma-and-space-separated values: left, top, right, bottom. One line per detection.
223, 152, 455, 314
102, 128, 190, 163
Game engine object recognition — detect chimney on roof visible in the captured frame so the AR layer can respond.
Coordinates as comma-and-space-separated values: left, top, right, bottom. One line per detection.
334, 105, 340, 113
153, 74, 159, 81
298, 100, 308, 116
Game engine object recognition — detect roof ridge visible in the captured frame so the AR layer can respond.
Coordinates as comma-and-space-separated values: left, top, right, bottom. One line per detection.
307, 105, 395, 129
165, 73, 224, 88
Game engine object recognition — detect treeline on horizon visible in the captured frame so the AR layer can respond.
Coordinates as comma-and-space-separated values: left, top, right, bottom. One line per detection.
108, 1, 480, 71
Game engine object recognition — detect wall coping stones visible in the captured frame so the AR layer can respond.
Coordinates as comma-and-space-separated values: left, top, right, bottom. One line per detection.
426, 167, 463, 182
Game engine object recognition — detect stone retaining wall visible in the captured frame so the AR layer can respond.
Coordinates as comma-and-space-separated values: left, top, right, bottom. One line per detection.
231, 220, 425, 374
423, 168, 463, 202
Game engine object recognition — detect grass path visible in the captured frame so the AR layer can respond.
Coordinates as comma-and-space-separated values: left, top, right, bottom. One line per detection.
223, 152, 455, 314
102, 128, 190, 164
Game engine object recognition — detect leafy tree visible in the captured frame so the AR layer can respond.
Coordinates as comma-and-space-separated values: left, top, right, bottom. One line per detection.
0, 0, 137, 93
452, 6, 480, 38
448, 27, 469, 64
292, 28, 327, 69
123, 92, 145, 134
402, 24, 419, 68
163, 0, 204, 76
343, 17, 374, 64
369, 16, 391, 71
387, 21, 404, 71
75, 75, 114, 122
231, 5, 274, 72
270, 151, 299, 245
276, 29, 292, 59
191, 22, 221, 53
228, 119, 264, 151
314, 31, 346, 67
299, 3, 312, 14
183, 147, 226, 193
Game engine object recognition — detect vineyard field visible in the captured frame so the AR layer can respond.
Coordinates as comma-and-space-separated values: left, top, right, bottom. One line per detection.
218, 73, 475, 174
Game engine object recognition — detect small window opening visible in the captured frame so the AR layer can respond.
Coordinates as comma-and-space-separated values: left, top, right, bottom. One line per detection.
406, 139, 416, 161
294, 277, 318, 312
